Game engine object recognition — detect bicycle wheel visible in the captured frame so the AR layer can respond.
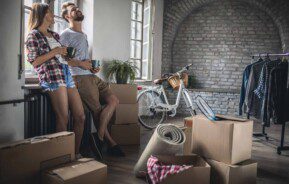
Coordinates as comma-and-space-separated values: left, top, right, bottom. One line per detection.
137, 90, 166, 129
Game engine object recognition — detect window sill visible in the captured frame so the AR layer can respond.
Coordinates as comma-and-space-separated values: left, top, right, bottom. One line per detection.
22, 84, 42, 90
134, 79, 152, 85
25, 76, 39, 84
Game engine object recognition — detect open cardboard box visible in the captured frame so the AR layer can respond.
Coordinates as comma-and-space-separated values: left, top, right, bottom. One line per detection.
154, 155, 210, 184
192, 115, 253, 164
206, 159, 257, 184
0, 132, 75, 184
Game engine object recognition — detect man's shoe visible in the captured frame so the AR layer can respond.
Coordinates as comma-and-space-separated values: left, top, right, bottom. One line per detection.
89, 133, 104, 160
107, 145, 125, 157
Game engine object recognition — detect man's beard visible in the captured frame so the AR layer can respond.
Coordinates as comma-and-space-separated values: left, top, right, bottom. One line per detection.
73, 11, 84, 22
74, 15, 84, 21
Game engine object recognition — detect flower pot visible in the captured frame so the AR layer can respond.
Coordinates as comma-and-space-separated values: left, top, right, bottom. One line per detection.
116, 72, 129, 84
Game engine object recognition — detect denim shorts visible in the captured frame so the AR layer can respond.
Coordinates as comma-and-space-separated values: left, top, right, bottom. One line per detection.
40, 64, 75, 91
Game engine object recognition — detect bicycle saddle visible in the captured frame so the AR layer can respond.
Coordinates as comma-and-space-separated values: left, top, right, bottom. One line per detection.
153, 79, 163, 85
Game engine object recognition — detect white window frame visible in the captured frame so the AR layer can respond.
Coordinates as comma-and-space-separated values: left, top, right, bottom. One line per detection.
130, 0, 153, 80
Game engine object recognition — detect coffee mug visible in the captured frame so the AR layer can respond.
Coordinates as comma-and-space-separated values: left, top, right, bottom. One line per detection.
91, 60, 100, 69
67, 47, 76, 58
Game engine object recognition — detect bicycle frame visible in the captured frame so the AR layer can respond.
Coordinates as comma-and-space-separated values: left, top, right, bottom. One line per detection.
140, 78, 195, 117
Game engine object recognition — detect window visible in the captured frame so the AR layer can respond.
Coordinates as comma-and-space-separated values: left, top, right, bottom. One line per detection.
24, 0, 75, 78
130, 0, 153, 80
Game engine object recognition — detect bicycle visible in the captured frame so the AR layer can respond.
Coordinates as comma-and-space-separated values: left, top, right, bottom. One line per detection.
137, 64, 197, 129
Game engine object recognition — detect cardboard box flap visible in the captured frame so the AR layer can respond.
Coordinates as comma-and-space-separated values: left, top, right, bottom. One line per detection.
230, 160, 257, 168
156, 155, 210, 168
0, 131, 73, 150
215, 114, 248, 122
184, 117, 193, 127
48, 159, 106, 181
207, 159, 257, 184
43, 131, 74, 139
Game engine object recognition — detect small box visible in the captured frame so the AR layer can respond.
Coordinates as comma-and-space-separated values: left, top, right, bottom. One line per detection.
113, 103, 138, 124
155, 155, 210, 184
192, 115, 253, 165
206, 159, 257, 184
42, 158, 107, 184
110, 124, 140, 145
0, 132, 75, 184
110, 84, 137, 104
183, 117, 193, 155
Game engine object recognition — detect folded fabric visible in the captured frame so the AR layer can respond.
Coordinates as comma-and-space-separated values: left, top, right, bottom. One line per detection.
147, 156, 192, 184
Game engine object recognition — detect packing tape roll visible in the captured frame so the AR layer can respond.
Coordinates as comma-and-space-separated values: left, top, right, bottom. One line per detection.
134, 124, 186, 177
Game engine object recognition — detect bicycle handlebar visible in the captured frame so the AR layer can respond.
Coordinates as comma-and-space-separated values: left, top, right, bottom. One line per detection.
159, 64, 193, 81
176, 63, 193, 75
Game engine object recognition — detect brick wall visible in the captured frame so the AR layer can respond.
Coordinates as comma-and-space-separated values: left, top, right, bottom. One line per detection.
166, 89, 240, 116
162, 0, 289, 74
172, 0, 282, 89
161, 0, 289, 115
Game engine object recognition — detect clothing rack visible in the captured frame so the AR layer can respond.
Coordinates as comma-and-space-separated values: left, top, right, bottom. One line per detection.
251, 52, 289, 58
250, 53, 289, 154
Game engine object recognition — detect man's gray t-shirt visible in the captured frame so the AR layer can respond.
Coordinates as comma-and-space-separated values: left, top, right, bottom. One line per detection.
60, 28, 91, 76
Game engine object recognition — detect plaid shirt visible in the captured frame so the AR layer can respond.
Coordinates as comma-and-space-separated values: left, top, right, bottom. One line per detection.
25, 29, 65, 84
147, 156, 192, 184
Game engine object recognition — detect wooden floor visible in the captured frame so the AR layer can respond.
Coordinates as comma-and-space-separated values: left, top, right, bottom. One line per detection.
102, 117, 289, 184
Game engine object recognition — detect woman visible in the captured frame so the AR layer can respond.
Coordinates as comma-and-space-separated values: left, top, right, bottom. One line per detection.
26, 3, 88, 157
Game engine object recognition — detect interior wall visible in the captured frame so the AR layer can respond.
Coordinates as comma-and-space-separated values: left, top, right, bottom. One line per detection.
0, 0, 25, 143
79, 0, 94, 59
92, 0, 131, 80
172, 0, 282, 90
151, 0, 164, 80
162, 0, 289, 75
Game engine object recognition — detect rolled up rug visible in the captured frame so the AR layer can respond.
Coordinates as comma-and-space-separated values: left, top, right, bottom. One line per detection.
134, 124, 186, 177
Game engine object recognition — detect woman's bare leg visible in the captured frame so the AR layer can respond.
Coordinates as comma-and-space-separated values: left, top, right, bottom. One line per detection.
67, 88, 85, 154
48, 86, 69, 132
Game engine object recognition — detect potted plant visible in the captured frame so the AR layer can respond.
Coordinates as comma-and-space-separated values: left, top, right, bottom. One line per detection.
106, 59, 138, 84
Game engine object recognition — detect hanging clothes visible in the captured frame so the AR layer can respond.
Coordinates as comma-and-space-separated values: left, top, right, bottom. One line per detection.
239, 58, 262, 115
254, 59, 282, 126
267, 61, 289, 124
241, 55, 289, 126
245, 59, 266, 119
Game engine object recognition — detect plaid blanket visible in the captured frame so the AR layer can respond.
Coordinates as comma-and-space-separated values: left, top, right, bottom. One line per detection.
147, 156, 192, 184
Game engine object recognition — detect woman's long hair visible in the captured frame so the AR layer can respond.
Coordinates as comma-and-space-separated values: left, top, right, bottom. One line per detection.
28, 3, 50, 31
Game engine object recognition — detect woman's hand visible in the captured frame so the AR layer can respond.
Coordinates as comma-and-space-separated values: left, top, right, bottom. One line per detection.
79, 60, 92, 70
52, 47, 67, 56
90, 67, 100, 74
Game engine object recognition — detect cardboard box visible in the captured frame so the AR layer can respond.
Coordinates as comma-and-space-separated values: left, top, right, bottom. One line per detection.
110, 84, 137, 104
0, 132, 75, 184
206, 159, 257, 184
155, 155, 210, 184
113, 103, 138, 124
183, 117, 193, 155
192, 115, 253, 165
110, 124, 140, 145
42, 158, 107, 184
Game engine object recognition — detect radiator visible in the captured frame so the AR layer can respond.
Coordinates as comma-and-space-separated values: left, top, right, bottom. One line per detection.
24, 91, 92, 148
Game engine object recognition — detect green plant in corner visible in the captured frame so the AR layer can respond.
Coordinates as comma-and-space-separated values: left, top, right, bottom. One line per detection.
106, 60, 138, 84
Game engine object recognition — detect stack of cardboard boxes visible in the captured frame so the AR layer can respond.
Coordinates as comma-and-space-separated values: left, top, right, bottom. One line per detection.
0, 132, 107, 184
109, 84, 140, 145
182, 114, 257, 184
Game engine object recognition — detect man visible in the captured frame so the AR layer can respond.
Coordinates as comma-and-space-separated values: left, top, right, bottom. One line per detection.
60, 2, 125, 159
